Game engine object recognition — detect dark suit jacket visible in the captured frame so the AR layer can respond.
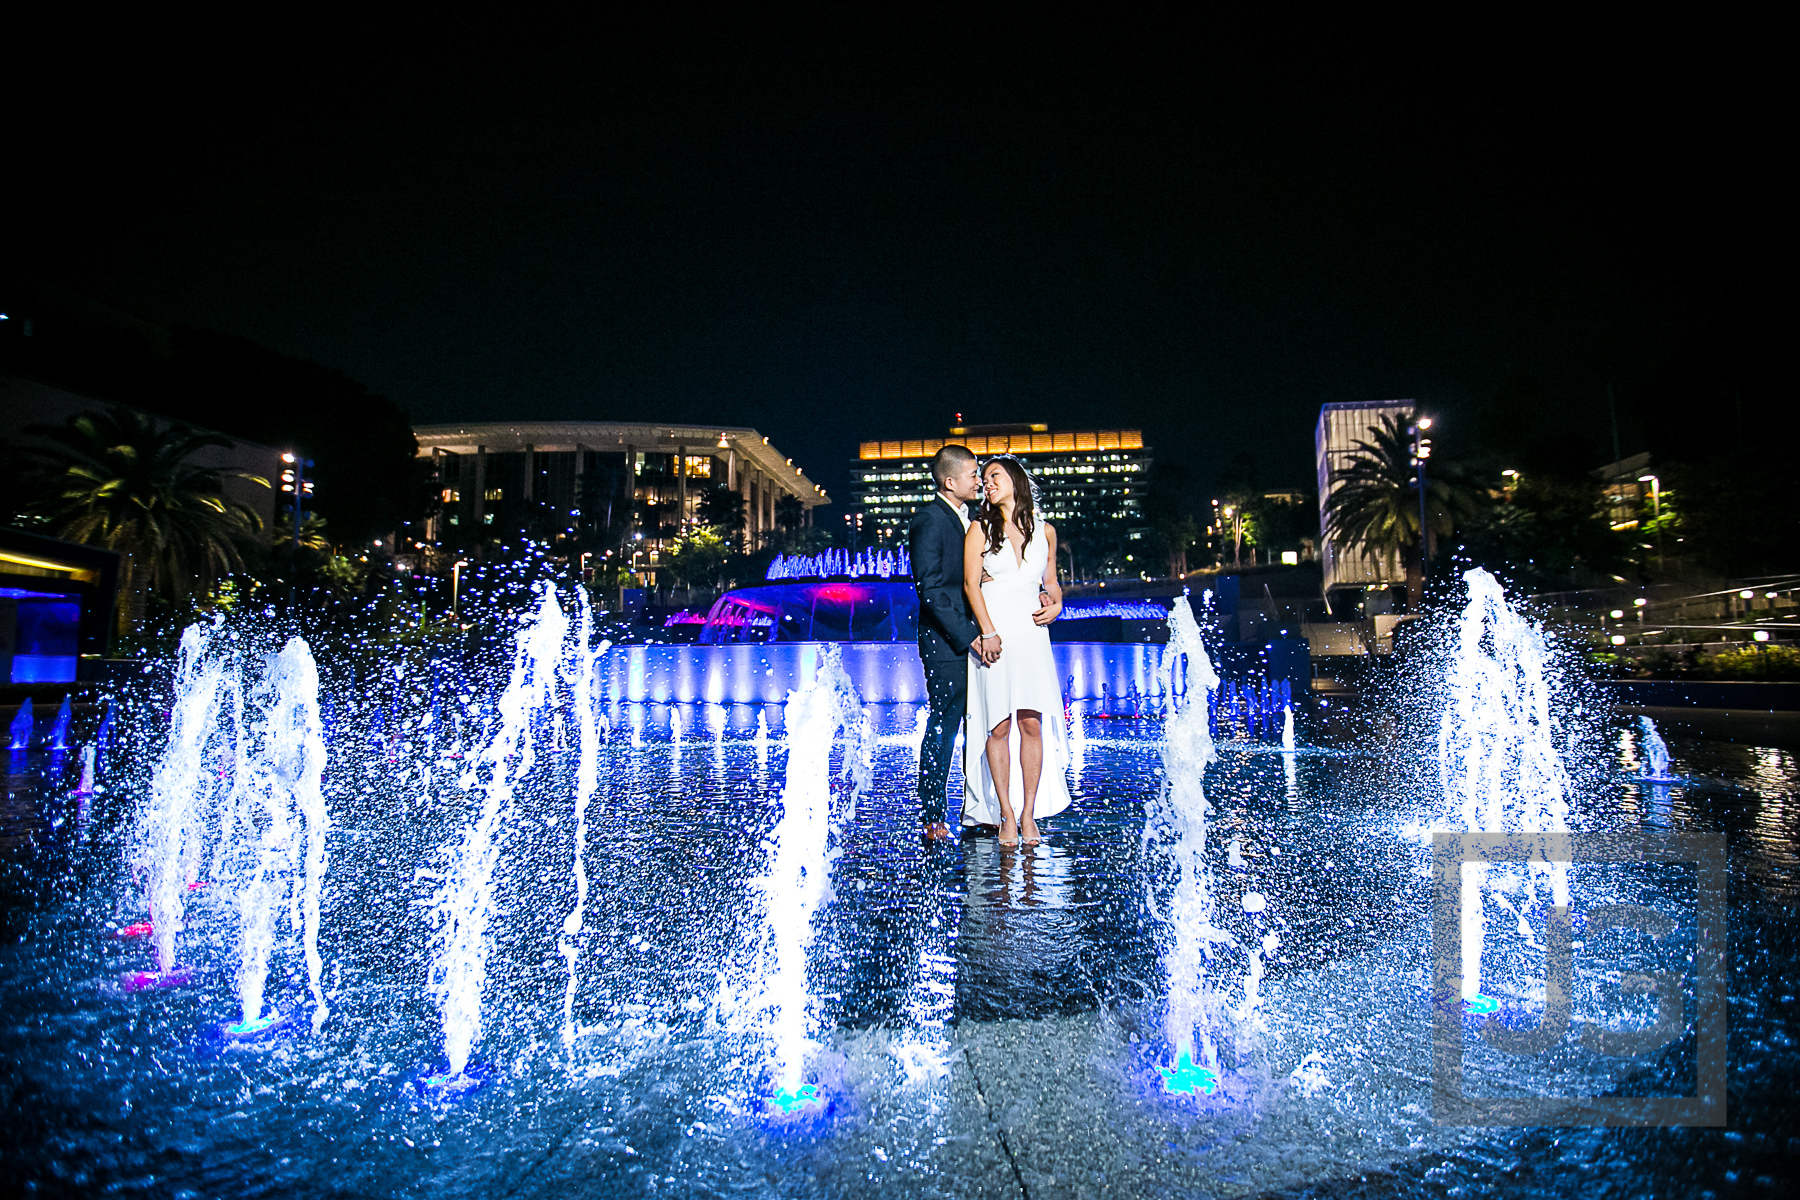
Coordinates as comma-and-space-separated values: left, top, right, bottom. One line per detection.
910, 496, 982, 662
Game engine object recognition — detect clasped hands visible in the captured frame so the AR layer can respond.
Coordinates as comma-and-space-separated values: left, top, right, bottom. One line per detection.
974, 630, 1003, 665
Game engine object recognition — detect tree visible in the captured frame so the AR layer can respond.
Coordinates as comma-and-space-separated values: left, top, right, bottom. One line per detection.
775, 495, 806, 535
1241, 493, 1318, 563
159, 328, 433, 545
1455, 472, 1627, 591
697, 485, 747, 542
22, 406, 267, 631
661, 526, 731, 590
574, 462, 631, 557
1323, 413, 1478, 609
1143, 461, 1202, 576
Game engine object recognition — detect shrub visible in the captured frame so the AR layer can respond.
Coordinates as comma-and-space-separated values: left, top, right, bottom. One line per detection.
1693, 644, 1800, 680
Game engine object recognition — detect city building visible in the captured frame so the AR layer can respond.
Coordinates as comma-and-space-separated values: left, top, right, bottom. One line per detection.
412, 422, 826, 578
1593, 451, 1655, 531
851, 423, 1151, 568
1315, 399, 1415, 606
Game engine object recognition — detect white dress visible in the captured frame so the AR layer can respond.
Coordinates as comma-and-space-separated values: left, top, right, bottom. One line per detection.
961, 522, 1073, 827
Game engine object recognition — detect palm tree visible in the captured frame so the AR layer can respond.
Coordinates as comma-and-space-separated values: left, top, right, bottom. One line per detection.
1323, 413, 1476, 609
23, 405, 268, 631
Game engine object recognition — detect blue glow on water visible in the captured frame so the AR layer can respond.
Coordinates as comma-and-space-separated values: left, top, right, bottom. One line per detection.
1160, 1051, 1220, 1096
592, 641, 1169, 706
768, 1084, 822, 1114
222, 1013, 285, 1038
1465, 993, 1499, 1015
414, 1063, 490, 1102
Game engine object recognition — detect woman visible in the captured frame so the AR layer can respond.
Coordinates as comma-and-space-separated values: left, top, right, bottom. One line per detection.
961, 456, 1073, 845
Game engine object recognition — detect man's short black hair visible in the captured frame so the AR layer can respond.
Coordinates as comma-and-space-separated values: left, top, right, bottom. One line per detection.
931, 444, 976, 490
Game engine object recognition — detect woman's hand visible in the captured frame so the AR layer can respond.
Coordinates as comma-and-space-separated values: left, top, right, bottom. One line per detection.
976, 631, 1003, 665
1031, 594, 1062, 626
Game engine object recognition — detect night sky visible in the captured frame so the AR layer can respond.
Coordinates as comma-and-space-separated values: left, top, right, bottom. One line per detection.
3, 16, 1772, 507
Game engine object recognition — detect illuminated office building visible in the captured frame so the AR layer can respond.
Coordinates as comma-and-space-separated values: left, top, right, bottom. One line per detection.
851, 423, 1151, 552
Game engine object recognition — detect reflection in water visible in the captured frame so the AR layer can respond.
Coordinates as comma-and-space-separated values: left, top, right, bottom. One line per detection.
956, 839, 1094, 1021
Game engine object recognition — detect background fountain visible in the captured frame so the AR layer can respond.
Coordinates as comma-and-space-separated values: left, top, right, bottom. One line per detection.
1637, 715, 1680, 782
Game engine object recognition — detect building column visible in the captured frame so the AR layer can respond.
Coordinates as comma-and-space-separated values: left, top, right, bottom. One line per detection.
473, 446, 487, 526
623, 443, 636, 549
740, 469, 754, 547
676, 443, 688, 533
430, 448, 444, 540
573, 443, 587, 520
521, 444, 534, 501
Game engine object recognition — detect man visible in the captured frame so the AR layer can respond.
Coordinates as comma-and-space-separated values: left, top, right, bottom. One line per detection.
909, 444, 992, 841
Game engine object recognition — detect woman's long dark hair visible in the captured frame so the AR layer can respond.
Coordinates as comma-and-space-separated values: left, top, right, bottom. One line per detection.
977, 455, 1037, 557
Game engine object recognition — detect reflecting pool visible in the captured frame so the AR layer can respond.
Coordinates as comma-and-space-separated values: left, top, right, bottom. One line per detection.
1, 637, 1796, 1197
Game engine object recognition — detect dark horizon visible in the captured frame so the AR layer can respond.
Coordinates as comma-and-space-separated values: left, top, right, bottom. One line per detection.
1, 17, 1777, 508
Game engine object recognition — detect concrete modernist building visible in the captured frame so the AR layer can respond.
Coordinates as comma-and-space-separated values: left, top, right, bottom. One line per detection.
1315, 400, 1416, 598
413, 422, 827, 574
851, 423, 1151, 553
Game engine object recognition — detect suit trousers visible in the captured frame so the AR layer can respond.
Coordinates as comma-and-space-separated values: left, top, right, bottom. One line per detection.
917, 653, 968, 825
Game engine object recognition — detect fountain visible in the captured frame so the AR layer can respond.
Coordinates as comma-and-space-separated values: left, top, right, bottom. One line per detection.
717, 643, 871, 1114
131, 625, 231, 983
1437, 567, 1572, 1007
8, 551, 1788, 1198
74, 744, 97, 796
1637, 714, 1680, 782
221, 638, 331, 1037
49, 694, 72, 750
123, 622, 334, 1015
423, 583, 574, 1088
557, 597, 609, 1053
1145, 594, 1241, 1096
9, 698, 32, 751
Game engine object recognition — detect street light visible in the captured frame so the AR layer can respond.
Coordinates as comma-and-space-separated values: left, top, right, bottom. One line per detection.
1407, 415, 1433, 599
279, 451, 316, 550
451, 560, 469, 621
1638, 474, 1663, 565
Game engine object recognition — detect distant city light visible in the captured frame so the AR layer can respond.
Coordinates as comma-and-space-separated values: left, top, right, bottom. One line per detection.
1754, 631, 1771, 642
1610, 609, 1625, 619
1740, 590, 1755, 600
1634, 598, 1648, 607
1611, 635, 1627, 645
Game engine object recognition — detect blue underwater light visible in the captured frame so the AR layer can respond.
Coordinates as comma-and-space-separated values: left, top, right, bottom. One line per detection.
1160, 1051, 1219, 1096
414, 1063, 490, 1102
221, 1012, 287, 1039
1464, 994, 1499, 1016
768, 1084, 822, 1114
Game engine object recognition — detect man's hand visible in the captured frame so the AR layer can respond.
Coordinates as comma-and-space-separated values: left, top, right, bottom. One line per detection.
977, 632, 1003, 665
